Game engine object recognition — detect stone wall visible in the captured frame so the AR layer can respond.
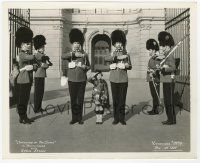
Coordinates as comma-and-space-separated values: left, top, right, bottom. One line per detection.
30, 9, 64, 78
30, 9, 165, 79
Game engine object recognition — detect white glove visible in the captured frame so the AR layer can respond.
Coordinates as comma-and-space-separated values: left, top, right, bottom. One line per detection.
162, 64, 169, 68
171, 74, 175, 79
110, 63, 117, 70
61, 76, 68, 86
25, 65, 33, 71
95, 94, 100, 100
68, 61, 76, 69
19, 67, 26, 72
149, 73, 153, 78
156, 64, 160, 69
124, 63, 130, 68
16, 55, 20, 62
117, 62, 125, 69
76, 62, 82, 67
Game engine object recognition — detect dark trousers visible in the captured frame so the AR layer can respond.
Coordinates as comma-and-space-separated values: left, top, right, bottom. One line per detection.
17, 83, 32, 119
163, 82, 176, 123
68, 81, 86, 121
149, 81, 160, 112
34, 78, 45, 112
111, 82, 128, 122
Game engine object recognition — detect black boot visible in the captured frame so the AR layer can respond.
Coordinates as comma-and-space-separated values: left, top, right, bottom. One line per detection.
153, 106, 159, 114
25, 114, 34, 122
162, 120, 169, 124
120, 120, 127, 125
148, 110, 156, 115
162, 121, 176, 125
19, 115, 32, 124
78, 114, 84, 125
35, 108, 44, 114
112, 120, 119, 125
70, 119, 78, 125
78, 121, 84, 125
19, 118, 26, 124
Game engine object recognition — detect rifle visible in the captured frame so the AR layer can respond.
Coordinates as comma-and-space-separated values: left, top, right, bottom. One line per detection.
149, 34, 189, 77
43, 55, 53, 66
158, 34, 189, 68
34, 54, 53, 67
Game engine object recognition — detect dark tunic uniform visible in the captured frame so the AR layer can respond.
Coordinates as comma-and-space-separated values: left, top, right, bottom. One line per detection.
17, 51, 36, 120
146, 53, 161, 113
34, 52, 49, 113
62, 51, 90, 122
160, 54, 176, 123
105, 50, 132, 122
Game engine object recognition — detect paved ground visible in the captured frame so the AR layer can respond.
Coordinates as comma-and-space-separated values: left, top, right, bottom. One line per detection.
9, 78, 190, 153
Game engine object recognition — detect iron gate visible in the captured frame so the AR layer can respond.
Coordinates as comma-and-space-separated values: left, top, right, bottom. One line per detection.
9, 9, 30, 105
165, 8, 190, 111
9, 9, 30, 72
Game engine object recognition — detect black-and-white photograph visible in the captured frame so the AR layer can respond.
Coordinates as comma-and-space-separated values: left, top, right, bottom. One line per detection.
2, 1, 197, 159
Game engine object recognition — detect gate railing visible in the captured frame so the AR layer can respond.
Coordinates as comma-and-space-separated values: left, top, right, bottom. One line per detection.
9, 9, 30, 72
165, 8, 190, 84
165, 8, 190, 111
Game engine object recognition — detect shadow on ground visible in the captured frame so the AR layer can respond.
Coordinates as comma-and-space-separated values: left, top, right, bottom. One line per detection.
28, 103, 70, 121
125, 101, 149, 121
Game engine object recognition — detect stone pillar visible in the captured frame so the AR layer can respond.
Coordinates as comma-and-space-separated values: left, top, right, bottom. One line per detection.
126, 24, 141, 78
137, 9, 165, 78
30, 9, 64, 78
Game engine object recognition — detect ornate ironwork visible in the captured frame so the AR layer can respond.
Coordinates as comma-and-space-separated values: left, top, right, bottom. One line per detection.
9, 9, 30, 72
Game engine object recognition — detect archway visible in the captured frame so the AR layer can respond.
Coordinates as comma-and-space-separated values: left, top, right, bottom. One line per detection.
91, 34, 111, 72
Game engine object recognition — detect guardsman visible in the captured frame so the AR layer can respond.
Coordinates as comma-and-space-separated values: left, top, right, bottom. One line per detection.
146, 39, 161, 115
105, 30, 132, 125
15, 27, 37, 124
33, 35, 52, 113
62, 28, 90, 125
158, 31, 176, 125
88, 71, 110, 124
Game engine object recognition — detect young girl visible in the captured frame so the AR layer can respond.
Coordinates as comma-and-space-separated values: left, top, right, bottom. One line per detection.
105, 30, 132, 125
88, 71, 110, 124
62, 28, 90, 125
146, 39, 161, 115
158, 31, 176, 125
15, 27, 37, 124
33, 35, 52, 113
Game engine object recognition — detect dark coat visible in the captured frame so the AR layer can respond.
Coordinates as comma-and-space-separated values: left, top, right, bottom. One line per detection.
105, 51, 132, 83
17, 51, 35, 84
146, 54, 161, 83
160, 55, 176, 83
34, 52, 49, 78
62, 51, 90, 82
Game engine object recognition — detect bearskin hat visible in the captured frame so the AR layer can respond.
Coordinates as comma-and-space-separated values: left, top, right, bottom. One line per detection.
33, 35, 46, 50
158, 31, 175, 47
111, 30, 126, 47
15, 27, 33, 48
146, 39, 159, 51
69, 28, 84, 46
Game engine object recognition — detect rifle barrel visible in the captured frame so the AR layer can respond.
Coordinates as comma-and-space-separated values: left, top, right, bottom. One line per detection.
160, 34, 189, 66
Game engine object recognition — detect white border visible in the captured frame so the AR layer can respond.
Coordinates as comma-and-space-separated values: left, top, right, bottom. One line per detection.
1, 0, 198, 159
